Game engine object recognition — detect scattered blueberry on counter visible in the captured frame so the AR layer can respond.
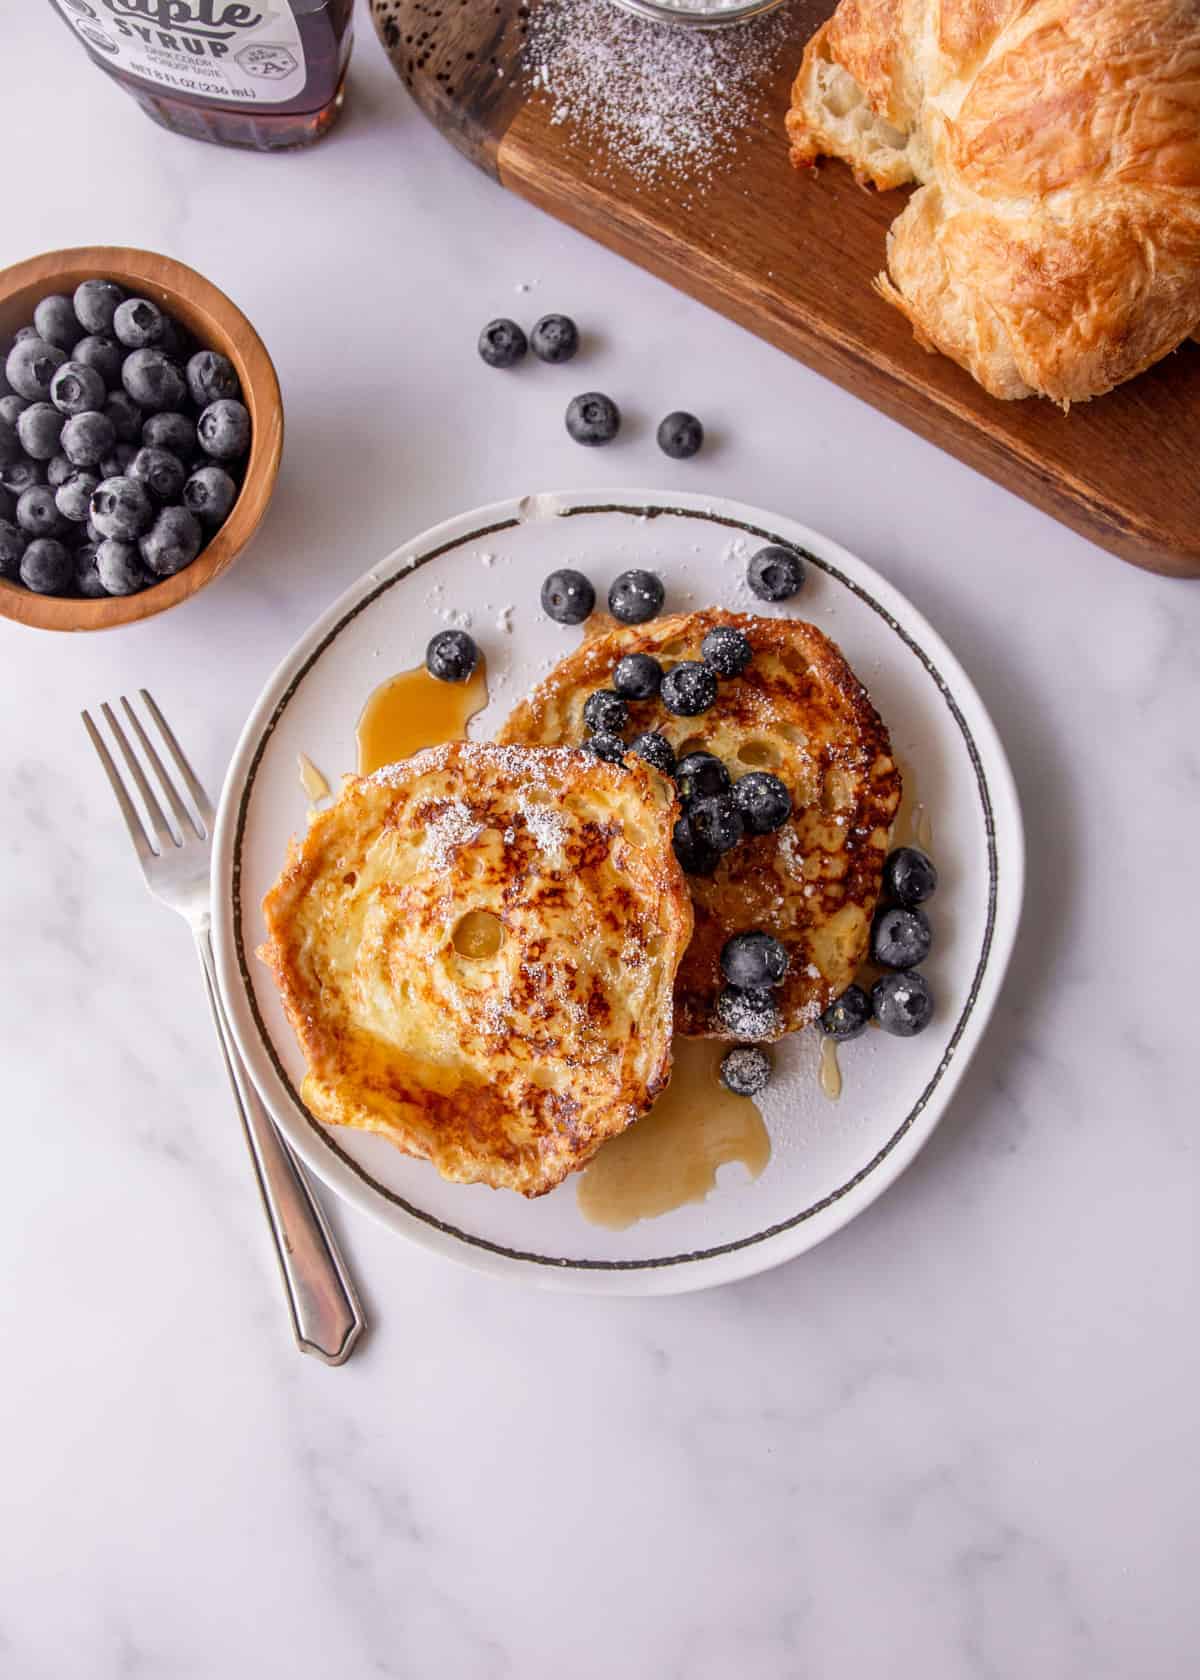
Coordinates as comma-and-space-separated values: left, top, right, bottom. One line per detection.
719, 1044, 772, 1097
477, 318, 527, 369
657, 410, 704, 459
530, 314, 579, 364
747, 544, 806, 602
425, 628, 479, 683
541, 567, 595, 625
0, 278, 250, 599
565, 391, 620, 447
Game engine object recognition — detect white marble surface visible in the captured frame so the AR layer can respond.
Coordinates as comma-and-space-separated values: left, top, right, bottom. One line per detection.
2, 11, 1197, 1677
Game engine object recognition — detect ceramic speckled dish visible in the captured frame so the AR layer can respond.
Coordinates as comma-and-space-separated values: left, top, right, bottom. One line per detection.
211, 490, 1023, 1294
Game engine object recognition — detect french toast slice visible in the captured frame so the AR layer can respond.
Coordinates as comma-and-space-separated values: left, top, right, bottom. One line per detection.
498, 610, 901, 1038
258, 741, 692, 1197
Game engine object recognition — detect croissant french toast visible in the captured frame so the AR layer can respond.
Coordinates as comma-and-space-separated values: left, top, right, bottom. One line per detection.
787, 0, 1200, 405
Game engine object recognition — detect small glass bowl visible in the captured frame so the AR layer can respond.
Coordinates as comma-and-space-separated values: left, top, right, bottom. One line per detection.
607, 0, 788, 27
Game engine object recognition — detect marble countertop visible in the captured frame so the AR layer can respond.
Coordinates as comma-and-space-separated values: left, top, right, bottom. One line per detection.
3, 10, 1196, 1677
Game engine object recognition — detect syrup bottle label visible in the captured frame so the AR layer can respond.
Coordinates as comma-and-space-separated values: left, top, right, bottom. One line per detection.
52, 0, 308, 106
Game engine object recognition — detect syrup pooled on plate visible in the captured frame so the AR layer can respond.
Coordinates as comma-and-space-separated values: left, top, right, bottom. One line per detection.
356, 659, 488, 774
818, 1033, 842, 1102
894, 755, 934, 855
577, 1038, 770, 1230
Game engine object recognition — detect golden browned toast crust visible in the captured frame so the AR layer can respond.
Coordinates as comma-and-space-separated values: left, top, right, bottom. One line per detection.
258, 742, 692, 1197
498, 610, 901, 1039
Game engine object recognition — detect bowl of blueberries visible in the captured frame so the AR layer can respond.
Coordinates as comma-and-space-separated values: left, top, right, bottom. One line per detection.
0, 245, 282, 632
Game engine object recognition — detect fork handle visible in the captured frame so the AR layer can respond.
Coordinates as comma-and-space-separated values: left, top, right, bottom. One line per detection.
194, 928, 366, 1365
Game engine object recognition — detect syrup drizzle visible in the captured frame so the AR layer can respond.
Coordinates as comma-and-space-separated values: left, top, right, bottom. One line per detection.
818, 1034, 842, 1102
356, 658, 488, 774
577, 1038, 770, 1229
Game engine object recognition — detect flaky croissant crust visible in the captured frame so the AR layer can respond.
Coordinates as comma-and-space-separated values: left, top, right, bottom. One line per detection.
787, 0, 1200, 404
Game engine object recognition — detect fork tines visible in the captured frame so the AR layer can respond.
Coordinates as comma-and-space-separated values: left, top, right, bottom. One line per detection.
82, 690, 215, 861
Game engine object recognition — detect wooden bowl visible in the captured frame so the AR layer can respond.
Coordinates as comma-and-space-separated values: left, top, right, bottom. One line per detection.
0, 246, 282, 632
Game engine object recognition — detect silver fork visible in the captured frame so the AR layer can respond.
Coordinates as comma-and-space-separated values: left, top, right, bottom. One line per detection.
82, 690, 365, 1366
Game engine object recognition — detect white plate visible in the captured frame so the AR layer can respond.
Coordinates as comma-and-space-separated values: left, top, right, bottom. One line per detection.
212, 490, 1023, 1294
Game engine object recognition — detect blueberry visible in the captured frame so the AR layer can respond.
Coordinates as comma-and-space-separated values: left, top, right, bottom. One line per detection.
0, 416, 18, 467
672, 813, 719, 876
540, 567, 595, 625
98, 444, 138, 480
530, 313, 579, 363
720, 930, 789, 988
872, 970, 934, 1037
75, 543, 108, 598
155, 315, 190, 359
130, 445, 186, 502
819, 984, 872, 1040
122, 349, 186, 413
6, 337, 66, 403
71, 333, 124, 387
112, 297, 164, 349
871, 905, 932, 970
139, 506, 203, 577
747, 544, 806, 602
61, 410, 117, 468
95, 537, 148, 596
675, 751, 729, 803
0, 395, 30, 428
700, 624, 751, 676
90, 475, 154, 541
19, 537, 72, 594
16, 485, 63, 538
0, 458, 46, 494
689, 792, 744, 853
73, 279, 125, 335
719, 1044, 772, 1097
610, 574, 666, 633
582, 689, 628, 735
661, 660, 718, 717
51, 359, 107, 418
0, 518, 27, 579
33, 295, 79, 352
16, 402, 66, 460
103, 390, 144, 443
12, 325, 39, 343
656, 410, 703, 459
628, 731, 676, 776
715, 986, 780, 1041
733, 771, 792, 835
425, 628, 479, 683
55, 471, 99, 525
613, 652, 663, 700
197, 397, 250, 459
883, 846, 938, 907
565, 392, 620, 446
182, 464, 237, 525
477, 318, 527, 368
180, 348, 236, 408
585, 731, 627, 765
142, 410, 196, 456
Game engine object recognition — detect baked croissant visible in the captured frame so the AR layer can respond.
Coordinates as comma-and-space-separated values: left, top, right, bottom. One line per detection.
786, 0, 1200, 404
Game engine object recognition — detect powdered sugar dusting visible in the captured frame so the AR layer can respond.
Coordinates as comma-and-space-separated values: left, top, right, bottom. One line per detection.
525, 0, 795, 193
424, 800, 484, 871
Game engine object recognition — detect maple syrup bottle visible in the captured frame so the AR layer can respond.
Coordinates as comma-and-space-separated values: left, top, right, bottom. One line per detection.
48, 0, 354, 151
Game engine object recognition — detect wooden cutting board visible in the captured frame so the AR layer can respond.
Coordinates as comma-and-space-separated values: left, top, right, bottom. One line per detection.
370, 0, 1200, 578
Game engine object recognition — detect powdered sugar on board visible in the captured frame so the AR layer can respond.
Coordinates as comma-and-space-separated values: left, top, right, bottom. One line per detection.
525, 0, 796, 193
